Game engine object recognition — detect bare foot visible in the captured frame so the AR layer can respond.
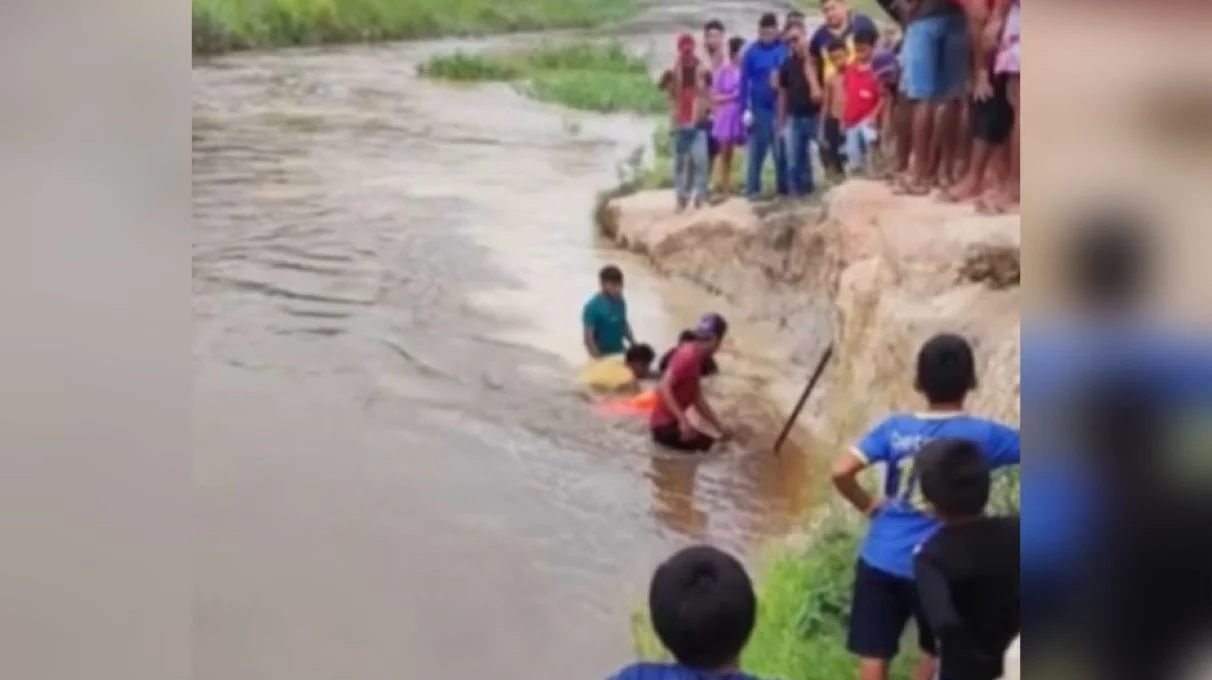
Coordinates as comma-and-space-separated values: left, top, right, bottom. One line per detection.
976, 190, 1018, 215
893, 176, 933, 196
938, 179, 982, 203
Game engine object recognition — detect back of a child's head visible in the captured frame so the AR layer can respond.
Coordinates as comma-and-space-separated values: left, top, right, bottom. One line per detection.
626, 343, 656, 365
648, 545, 756, 671
914, 333, 977, 404
826, 37, 848, 54
918, 438, 992, 518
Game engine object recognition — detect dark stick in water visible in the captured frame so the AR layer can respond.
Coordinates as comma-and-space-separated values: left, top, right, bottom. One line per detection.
773, 344, 833, 455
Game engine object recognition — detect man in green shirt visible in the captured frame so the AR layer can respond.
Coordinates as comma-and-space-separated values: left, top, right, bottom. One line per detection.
582, 265, 636, 358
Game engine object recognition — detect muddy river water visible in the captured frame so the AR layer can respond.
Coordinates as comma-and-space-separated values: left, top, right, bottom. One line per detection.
192, 2, 816, 677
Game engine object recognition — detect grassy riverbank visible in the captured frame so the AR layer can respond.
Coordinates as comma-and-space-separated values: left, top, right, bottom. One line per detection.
630, 472, 1020, 679
193, 0, 636, 55
419, 41, 666, 114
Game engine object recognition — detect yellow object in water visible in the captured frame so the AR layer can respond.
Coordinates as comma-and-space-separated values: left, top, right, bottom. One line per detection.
578, 355, 636, 391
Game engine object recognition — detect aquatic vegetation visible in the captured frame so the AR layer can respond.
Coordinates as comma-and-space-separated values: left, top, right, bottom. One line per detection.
192, 0, 636, 55
419, 41, 666, 115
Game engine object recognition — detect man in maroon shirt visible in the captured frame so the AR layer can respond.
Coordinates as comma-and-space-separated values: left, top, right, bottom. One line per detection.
650, 313, 731, 452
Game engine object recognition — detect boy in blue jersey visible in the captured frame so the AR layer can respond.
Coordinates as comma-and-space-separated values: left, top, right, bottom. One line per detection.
610, 545, 765, 680
582, 265, 636, 358
738, 12, 789, 198
830, 333, 1020, 680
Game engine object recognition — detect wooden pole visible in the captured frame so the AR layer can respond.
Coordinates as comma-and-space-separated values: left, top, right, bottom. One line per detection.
773, 344, 833, 455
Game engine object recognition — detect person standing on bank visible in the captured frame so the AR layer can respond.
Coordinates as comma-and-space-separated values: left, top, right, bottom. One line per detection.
776, 22, 823, 197
738, 13, 789, 199
668, 33, 712, 210
701, 19, 727, 191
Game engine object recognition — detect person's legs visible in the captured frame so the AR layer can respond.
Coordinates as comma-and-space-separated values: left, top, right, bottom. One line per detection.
909, 577, 940, 680
746, 111, 773, 197
979, 73, 1020, 213
844, 125, 866, 174
773, 116, 789, 196
890, 96, 914, 181
651, 423, 715, 452
934, 14, 971, 189
785, 116, 812, 195
689, 127, 710, 205
944, 71, 1011, 202
717, 143, 734, 195
898, 17, 947, 194
848, 560, 914, 680
673, 126, 693, 205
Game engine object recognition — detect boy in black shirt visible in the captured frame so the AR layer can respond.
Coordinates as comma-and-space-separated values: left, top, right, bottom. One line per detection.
913, 438, 1020, 680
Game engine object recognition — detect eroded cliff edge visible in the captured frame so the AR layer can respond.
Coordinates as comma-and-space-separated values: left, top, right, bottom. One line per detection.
599, 180, 1021, 450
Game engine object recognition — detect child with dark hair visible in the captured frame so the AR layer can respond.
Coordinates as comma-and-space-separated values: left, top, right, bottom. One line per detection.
830, 332, 1020, 680
914, 438, 1020, 680
841, 28, 884, 175
610, 545, 763, 680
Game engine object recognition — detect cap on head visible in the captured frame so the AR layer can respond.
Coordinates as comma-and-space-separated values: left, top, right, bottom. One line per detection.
694, 313, 729, 340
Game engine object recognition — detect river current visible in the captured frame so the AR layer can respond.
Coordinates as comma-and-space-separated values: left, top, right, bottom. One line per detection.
192, 2, 810, 677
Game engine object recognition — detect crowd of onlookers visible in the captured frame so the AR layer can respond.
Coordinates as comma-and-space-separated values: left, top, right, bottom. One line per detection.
659, 0, 1021, 216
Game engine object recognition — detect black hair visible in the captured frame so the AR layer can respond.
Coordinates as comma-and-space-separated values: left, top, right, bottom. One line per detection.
785, 9, 806, 26
853, 27, 879, 47
1064, 206, 1149, 314
728, 36, 746, 57
826, 37, 848, 53
917, 438, 992, 518
678, 329, 697, 343
703, 18, 725, 33
648, 545, 757, 670
625, 343, 656, 365
914, 333, 977, 404
758, 12, 779, 29
599, 264, 624, 285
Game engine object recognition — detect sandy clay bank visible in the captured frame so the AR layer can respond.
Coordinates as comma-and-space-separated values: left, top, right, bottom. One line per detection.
599, 180, 1022, 448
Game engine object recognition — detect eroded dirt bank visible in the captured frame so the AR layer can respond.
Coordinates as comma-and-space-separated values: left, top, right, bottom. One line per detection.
599, 180, 1022, 450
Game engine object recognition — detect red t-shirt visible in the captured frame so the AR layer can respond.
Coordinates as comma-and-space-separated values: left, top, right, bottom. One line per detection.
841, 64, 881, 128
650, 343, 704, 428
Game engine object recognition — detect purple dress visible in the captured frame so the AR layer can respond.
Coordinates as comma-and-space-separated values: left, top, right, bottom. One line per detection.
710, 62, 745, 145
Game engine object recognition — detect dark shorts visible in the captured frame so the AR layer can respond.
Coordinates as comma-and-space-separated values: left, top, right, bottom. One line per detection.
651, 423, 716, 452
847, 559, 938, 660
970, 72, 1014, 145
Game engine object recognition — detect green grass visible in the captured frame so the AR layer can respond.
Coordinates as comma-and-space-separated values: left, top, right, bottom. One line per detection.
192, 0, 637, 55
419, 41, 667, 114
629, 471, 1021, 679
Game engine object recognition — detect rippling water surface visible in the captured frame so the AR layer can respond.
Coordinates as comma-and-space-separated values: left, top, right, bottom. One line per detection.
193, 3, 813, 677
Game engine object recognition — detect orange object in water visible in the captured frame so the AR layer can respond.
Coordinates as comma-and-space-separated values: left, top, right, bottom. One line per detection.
599, 388, 657, 416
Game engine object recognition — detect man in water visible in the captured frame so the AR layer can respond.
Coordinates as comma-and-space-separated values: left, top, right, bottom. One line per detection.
582, 264, 635, 359
650, 313, 730, 452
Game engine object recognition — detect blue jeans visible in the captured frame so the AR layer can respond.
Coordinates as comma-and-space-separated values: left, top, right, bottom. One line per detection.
900, 13, 969, 101
783, 114, 819, 196
844, 120, 879, 172
672, 125, 709, 200
745, 108, 788, 197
